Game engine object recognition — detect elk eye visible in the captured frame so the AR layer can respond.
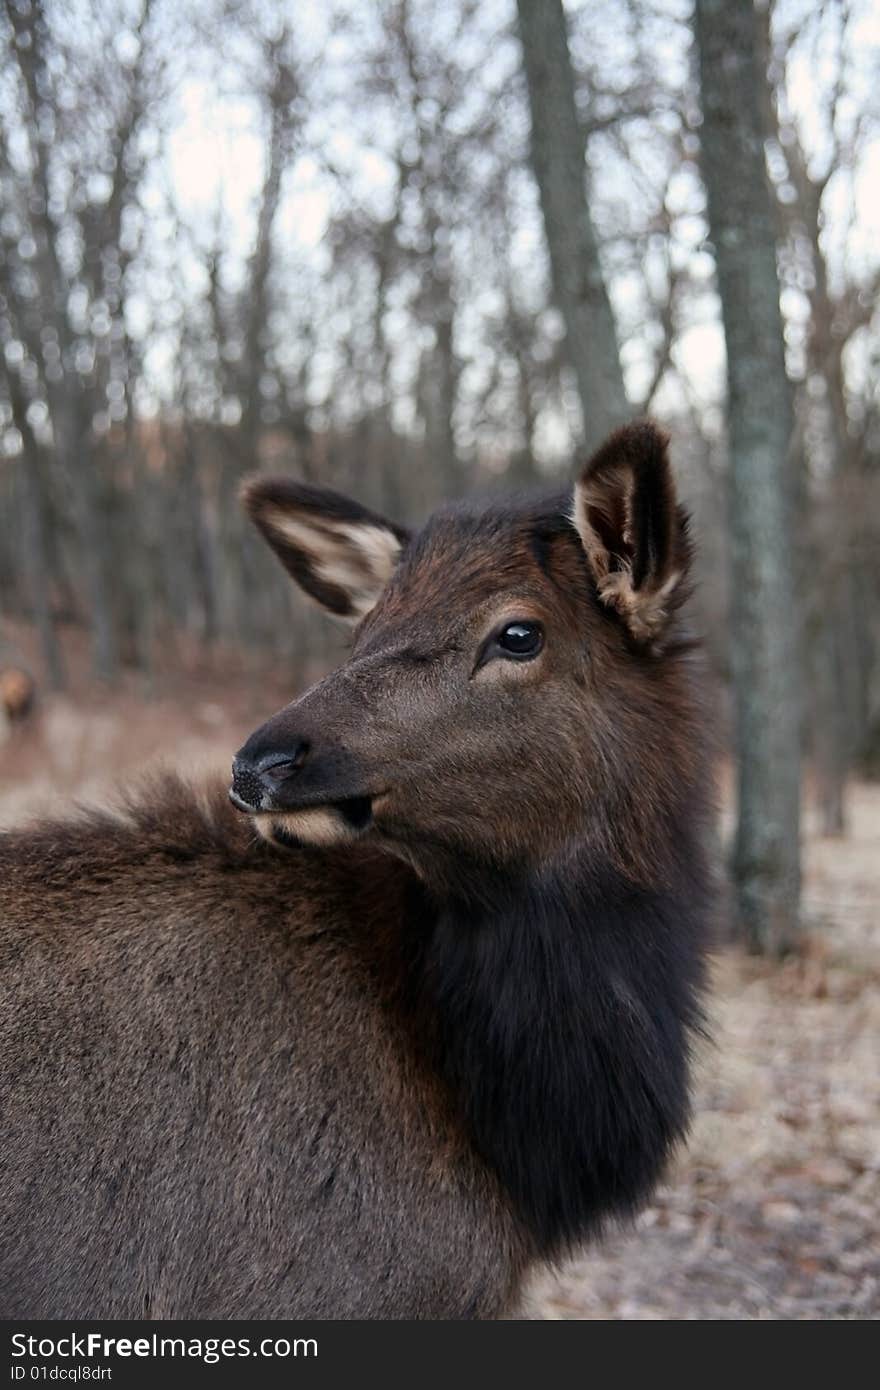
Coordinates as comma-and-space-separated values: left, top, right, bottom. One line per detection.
496, 621, 544, 659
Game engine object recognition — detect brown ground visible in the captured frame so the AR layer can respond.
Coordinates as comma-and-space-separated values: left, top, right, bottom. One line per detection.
1, 641, 878, 1321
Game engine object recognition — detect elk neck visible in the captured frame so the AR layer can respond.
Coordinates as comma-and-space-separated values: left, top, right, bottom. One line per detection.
407, 821, 710, 1258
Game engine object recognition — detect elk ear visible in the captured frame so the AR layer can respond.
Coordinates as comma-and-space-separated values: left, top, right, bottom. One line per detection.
572, 422, 689, 645
241, 478, 410, 623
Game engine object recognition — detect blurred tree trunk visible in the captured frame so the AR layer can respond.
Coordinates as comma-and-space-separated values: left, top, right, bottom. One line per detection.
695, 0, 801, 953
500, 178, 541, 486
6, 0, 119, 681
73, 424, 118, 682
756, 1, 859, 835
801, 227, 865, 837
240, 33, 298, 463
808, 253, 859, 834
223, 28, 300, 644
179, 423, 218, 645
4, 370, 65, 689
811, 580, 850, 835
515, 0, 628, 450
392, 1, 464, 496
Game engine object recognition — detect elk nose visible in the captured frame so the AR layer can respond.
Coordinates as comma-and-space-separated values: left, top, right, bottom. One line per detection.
229, 742, 310, 813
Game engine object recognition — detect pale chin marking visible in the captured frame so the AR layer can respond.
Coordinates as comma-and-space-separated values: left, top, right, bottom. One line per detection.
253, 807, 359, 848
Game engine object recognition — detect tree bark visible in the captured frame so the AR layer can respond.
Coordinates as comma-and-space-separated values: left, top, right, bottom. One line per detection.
694, 0, 802, 953
515, 0, 629, 450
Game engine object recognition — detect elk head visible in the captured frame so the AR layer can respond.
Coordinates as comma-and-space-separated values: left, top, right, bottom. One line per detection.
230, 423, 697, 886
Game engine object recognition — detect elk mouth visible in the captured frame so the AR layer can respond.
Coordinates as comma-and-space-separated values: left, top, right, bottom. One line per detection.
271, 791, 376, 829
275, 796, 372, 847
242, 791, 380, 851
331, 793, 375, 831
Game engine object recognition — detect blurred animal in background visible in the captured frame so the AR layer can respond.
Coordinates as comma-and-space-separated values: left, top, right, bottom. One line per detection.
0, 666, 35, 744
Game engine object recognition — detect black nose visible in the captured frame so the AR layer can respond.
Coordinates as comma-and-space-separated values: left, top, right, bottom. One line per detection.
229, 742, 310, 813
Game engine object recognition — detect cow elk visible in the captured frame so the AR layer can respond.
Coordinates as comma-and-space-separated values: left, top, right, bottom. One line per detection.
0, 422, 714, 1318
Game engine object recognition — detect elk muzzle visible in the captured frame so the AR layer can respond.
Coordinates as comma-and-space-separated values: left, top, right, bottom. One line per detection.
230, 705, 380, 847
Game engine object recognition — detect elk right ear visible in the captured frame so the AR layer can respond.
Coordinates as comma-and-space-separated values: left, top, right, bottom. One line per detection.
572, 421, 689, 645
241, 478, 410, 623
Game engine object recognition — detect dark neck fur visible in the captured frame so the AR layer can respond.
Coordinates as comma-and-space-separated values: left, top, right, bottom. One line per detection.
414, 832, 710, 1257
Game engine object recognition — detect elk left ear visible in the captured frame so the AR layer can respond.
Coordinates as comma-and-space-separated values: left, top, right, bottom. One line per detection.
572, 421, 689, 645
241, 477, 410, 623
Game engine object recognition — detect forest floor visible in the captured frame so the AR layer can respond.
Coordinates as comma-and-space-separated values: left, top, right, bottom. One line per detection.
1, 635, 878, 1321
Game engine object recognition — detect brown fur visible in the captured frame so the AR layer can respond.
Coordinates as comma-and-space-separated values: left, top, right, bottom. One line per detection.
0, 780, 525, 1317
